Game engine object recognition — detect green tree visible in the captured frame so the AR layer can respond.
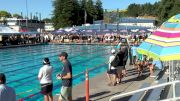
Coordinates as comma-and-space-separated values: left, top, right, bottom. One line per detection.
151, 2, 160, 16
86, 0, 96, 24
95, 0, 103, 20
127, 3, 141, 17
0, 11, 11, 18
13, 13, 23, 18
42, 18, 52, 23
80, 0, 87, 24
158, 0, 175, 23
169, 0, 180, 18
52, 0, 81, 29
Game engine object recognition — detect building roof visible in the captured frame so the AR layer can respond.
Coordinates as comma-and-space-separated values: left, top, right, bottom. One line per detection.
119, 17, 155, 23
0, 25, 20, 35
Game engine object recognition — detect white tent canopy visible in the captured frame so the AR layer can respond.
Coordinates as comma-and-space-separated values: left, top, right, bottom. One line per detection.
0, 25, 20, 35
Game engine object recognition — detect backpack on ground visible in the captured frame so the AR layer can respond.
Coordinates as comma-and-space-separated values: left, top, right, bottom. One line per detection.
111, 54, 120, 67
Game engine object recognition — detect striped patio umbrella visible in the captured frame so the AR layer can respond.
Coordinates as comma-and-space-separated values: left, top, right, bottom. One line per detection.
137, 14, 180, 61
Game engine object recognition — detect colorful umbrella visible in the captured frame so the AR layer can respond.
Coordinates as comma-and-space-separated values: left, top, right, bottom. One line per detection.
137, 14, 180, 61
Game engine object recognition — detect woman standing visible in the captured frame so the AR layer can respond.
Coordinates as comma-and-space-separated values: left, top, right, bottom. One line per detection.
38, 58, 53, 101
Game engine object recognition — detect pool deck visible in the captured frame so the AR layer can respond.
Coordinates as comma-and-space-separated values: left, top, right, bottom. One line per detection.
53, 64, 159, 101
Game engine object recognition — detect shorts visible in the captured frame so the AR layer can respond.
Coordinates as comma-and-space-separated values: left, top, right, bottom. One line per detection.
41, 83, 53, 95
59, 86, 72, 101
123, 60, 127, 67
107, 69, 117, 75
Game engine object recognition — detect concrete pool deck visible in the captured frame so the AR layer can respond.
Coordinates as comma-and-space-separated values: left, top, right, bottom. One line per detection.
53, 64, 162, 101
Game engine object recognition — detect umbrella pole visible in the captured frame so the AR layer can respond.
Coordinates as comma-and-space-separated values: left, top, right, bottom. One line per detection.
169, 61, 171, 82
172, 60, 176, 99
172, 60, 174, 81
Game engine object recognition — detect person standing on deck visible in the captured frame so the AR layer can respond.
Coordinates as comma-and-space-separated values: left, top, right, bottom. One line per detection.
38, 58, 53, 101
121, 42, 129, 76
57, 52, 72, 101
0, 73, 16, 101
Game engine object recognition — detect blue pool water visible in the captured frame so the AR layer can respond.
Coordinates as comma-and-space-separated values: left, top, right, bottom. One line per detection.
0, 44, 112, 101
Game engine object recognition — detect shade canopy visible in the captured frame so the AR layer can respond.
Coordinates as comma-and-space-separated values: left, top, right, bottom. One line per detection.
137, 14, 180, 61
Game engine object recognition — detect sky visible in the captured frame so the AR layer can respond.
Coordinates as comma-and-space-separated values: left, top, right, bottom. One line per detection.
0, 0, 159, 19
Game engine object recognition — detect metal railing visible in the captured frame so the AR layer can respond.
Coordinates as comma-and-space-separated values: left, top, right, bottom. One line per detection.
109, 80, 180, 101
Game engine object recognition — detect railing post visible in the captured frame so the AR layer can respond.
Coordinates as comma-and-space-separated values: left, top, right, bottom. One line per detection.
173, 82, 176, 99
86, 69, 89, 101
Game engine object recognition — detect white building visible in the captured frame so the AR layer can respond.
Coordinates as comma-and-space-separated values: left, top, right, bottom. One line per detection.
5, 18, 44, 32
44, 23, 54, 32
119, 17, 156, 28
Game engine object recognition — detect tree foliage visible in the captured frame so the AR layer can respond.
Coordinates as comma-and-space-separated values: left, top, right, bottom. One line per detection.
52, 0, 103, 29
86, 0, 96, 24
42, 18, 52, 23
0, 11, 11, 18
13, 13, 23, 19
125, 0, 180, 24
95, 0, 103, 20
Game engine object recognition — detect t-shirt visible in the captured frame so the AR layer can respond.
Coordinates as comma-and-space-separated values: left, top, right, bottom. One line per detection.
109, 55, 116, 70
131, 46, 137, 56
38, 65, 53, 84
61, 60, 72, 87
152, 60, 163, 70
137, 53, 143, 61
0, 84, 16, 101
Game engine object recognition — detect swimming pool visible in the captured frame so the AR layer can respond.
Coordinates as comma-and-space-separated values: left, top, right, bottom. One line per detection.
0, 44, 112, 101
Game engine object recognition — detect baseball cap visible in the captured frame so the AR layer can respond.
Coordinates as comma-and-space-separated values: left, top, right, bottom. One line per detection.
59, 52, 68, 58
43, 57, 50, 64
0, 73, 6, 84
111, 49, 116, 54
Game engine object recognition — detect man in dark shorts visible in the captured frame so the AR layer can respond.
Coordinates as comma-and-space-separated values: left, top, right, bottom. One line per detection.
57, 52, 72, 101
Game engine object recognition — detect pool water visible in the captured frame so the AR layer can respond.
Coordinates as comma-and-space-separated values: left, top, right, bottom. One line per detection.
0, 44, 112, 101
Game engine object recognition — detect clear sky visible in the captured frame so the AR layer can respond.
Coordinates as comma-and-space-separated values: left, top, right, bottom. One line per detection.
0, 0, 159, 19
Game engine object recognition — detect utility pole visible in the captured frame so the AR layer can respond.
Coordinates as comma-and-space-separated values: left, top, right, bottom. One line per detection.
26, 0, 29, 31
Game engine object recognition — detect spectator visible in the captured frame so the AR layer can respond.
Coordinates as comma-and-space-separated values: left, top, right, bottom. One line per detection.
149, 59, 163, 77
38, 58, 53, 101
107, 49, 118, 86
0, 73, 16, 101
131, 41, 138, 65
57, 52, 72, 101
116, 47, 125, 84
121, 43, 129, 76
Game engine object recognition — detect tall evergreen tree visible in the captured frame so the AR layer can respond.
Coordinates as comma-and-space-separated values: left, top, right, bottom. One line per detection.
158, 0, 175, 22
80, 0, 87, 24
95, 0, 103, 20
86, 0, 96, 24
127, 3, 141, 17
52, 0, 81, 29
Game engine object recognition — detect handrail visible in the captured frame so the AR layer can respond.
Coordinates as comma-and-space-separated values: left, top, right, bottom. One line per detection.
160, 97, 180, 101
109, 80, 180, 101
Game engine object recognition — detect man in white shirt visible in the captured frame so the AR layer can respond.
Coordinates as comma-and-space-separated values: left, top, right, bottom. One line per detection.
106, 49, 118, 86
38, 58, 53, 101
0, 73, 16, 101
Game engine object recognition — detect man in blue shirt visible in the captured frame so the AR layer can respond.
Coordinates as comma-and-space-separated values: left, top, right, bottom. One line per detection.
57, 52, 72, 101
131, 42, 138, 65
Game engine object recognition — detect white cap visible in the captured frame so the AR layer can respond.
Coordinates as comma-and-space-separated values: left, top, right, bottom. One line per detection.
118, 42, 121, 46
111, 49, 116, 54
